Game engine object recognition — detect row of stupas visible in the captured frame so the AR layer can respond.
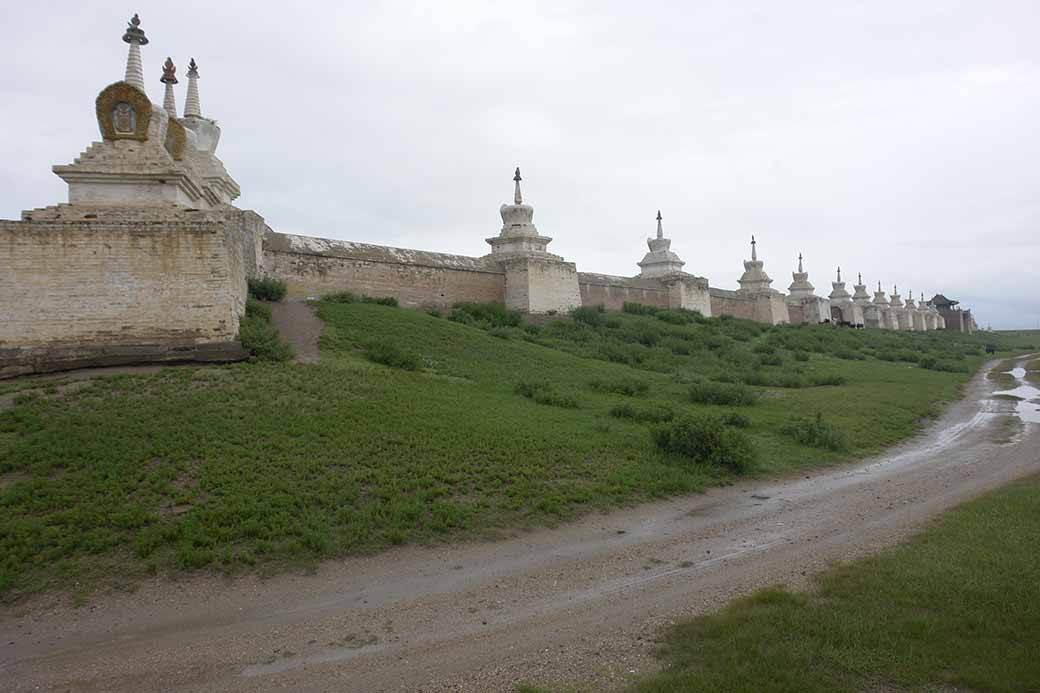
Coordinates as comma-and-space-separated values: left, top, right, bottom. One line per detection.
41, 14, 955, 331
51, 13, 238, 210
632, 216, 946, 329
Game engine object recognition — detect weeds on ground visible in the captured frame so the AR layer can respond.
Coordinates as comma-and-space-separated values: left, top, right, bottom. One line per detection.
364, 340, 420, 370
689, 381, 757, 406
779, 412, 848, 451
516, 380, 580, 408
610, 402, 674, 423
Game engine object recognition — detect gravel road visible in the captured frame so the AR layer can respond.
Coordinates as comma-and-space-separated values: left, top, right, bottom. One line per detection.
2, 357, 1037, 692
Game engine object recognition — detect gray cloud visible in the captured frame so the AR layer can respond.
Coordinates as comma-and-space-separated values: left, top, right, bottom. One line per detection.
2, 0, 1037, 328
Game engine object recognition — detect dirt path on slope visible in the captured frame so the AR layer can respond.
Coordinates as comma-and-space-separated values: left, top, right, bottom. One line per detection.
2, 358, 1038, 692
269, 300, 323, 364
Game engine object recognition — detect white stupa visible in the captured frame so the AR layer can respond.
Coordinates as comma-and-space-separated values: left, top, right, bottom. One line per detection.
737, 236, 774, 294
486, 168, 556, 256
787, 253, 816, 298
852, 273, 872, 306
637, 211, 686, 277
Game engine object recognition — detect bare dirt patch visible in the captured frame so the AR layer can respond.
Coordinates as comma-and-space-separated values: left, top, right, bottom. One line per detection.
269, 300, 323, 364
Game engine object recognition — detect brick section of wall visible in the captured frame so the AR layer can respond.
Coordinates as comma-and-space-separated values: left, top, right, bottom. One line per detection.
578, 273, 670, 311
263, 232, 506, 308
0, 206, 256, 377
709, 288, 756, 320
787, 304, 805, 325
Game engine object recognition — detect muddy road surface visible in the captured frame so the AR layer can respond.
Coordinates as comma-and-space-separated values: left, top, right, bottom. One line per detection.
2, 357, 1038, 692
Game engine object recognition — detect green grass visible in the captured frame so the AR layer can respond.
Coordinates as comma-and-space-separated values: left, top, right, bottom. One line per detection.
631, 474, 1040, 693
0, 304, 1030, 600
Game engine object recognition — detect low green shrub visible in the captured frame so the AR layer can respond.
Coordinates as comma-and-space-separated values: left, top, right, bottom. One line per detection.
652, 415, 757, 473
364, 340, 420, 371
450, 302, 522, 328
689, 381, 758, 405
623, 302, 659, 316
779, 412, 848, 451
720, 411, 752, 428
324, 291, 399, 307
609, 402, 674, 423
488, 327, 515, 339
239, 299, 294, 362
919, 356, 966, 373
743, 371, 810, 388
571, 305, 607, 328
793, 350, 811, 362
247, 276, 287, 302
655, 309, 704, 326
759, 353, 784, 367
589, 377, 649, 397
244, 297, 272, 321
515, 380, 579, 408
809, 373, 847, 387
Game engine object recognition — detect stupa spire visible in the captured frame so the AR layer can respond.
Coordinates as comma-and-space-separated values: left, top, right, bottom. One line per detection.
184, 58, 202, 118
160, 57, 178, 117
798, 252, 803, 273
837, 266, 842, 283
121, 13, 148, 92
513, 167, 523, 204
656, 210, 663, 239
751, 235, 757, 261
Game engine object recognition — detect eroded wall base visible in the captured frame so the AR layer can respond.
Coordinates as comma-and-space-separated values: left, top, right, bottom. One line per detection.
0, 205, 263, 379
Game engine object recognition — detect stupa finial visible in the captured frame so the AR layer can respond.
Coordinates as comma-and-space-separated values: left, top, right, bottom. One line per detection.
858, 272, 862, 285
894, 284, 898, 295
751, 235, 757, 261
122, 13, 148, 45
160, 57, 177, 84
837, 266, 842, 283
160, 57, 178, 116
121, 14, 148, 91
878, 280, 882, 292
656, 210, 663, 239
798, 253, 803, 273
184, 58, 202, 118
513, 167, 522, 204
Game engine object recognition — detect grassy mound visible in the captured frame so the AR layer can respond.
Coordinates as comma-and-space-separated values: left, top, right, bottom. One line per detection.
0, 301, 1033, 599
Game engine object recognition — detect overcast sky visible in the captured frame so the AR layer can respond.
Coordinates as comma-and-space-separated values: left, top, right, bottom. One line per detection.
2, 1, 1037, 328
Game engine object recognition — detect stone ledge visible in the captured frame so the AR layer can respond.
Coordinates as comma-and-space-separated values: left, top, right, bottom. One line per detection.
266, 232, 503, 274
0, 341, 248, 379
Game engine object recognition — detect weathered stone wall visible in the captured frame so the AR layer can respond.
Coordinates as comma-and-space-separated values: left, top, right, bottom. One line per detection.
578, 273, 671, 311
666, 276, 713, 316
0, 205, 255, 377
787, 304, 805, 325
262, 232, 505, 309
500, 256, 582, 314
709, 288, 756, 320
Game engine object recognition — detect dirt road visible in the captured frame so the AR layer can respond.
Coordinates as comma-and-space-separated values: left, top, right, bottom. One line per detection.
2, 357, 1038, 692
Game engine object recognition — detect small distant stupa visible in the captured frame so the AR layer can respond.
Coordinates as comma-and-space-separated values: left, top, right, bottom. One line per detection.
637, 211, 686, 277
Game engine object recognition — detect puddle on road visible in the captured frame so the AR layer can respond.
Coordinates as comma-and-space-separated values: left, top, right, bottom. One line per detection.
994, 368, 1040, 425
